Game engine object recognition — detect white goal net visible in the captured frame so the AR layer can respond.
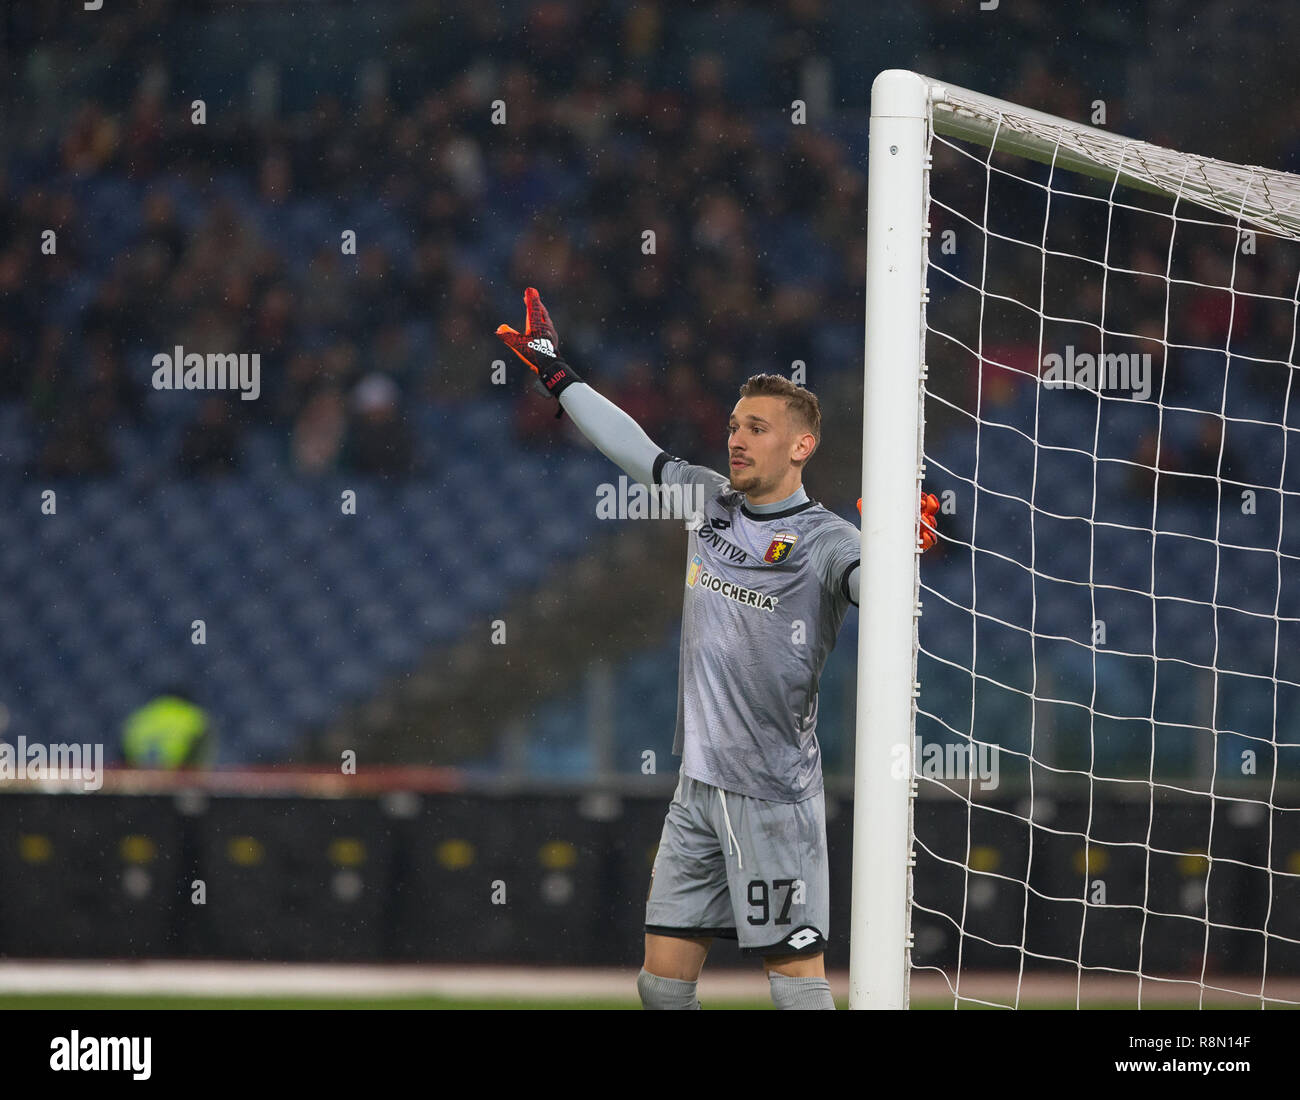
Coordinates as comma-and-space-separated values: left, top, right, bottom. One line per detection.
853, 71, 1300, 1009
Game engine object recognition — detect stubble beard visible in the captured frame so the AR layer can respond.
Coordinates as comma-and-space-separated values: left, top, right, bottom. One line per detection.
729, 465, 762, 494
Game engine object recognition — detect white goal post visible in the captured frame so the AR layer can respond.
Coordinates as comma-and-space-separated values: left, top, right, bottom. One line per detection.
850, 70, 930, 1010
851, 69, 1300, 1009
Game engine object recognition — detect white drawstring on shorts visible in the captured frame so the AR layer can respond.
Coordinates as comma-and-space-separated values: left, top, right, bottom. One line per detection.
717, 789, 743, 870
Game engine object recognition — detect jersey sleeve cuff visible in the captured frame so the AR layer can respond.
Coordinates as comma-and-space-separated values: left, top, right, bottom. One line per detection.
652, 451, 679, 486
840, 560, 860, 607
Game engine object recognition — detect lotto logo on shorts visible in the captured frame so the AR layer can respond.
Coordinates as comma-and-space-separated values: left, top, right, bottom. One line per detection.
785, 927, 822, 951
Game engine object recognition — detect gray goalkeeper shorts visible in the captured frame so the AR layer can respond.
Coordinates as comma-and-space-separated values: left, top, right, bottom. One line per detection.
644, 768, 830, 957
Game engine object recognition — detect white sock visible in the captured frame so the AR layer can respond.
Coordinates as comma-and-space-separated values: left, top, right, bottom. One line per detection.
637, 968, 701, 1010
768, 973, 835, 1010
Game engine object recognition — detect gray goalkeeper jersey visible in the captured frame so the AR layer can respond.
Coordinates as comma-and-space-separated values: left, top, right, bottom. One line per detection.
653, 453, 862, 803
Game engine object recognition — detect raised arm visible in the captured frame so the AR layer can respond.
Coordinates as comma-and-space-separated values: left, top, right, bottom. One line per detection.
496, 287, 662, 486
558, 383, 661, 487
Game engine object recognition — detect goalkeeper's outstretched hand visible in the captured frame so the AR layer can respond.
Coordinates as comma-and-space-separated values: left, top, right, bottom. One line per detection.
496, 287, 582, 417
857, 491, 941, 552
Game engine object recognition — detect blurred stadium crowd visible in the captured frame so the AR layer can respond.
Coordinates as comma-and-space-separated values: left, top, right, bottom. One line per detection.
2, 0, 1299, 773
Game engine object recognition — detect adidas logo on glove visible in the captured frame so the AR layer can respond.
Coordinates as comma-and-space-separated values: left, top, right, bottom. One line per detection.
496, 288, 582, 417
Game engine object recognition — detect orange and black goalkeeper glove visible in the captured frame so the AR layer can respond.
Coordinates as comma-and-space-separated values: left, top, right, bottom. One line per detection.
919, 491, 939, 551
495, 287, 582, 417
857, 490, 941, 553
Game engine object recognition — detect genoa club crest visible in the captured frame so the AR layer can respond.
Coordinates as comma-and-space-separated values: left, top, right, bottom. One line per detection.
764, 534, 798, 564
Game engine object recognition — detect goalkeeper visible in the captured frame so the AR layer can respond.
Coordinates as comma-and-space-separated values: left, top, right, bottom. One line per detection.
497, 289, 937, 1010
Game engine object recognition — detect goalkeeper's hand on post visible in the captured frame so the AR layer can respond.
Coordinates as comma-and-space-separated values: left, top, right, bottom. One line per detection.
857, 491, 941, 552
495, 287, 582, 419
